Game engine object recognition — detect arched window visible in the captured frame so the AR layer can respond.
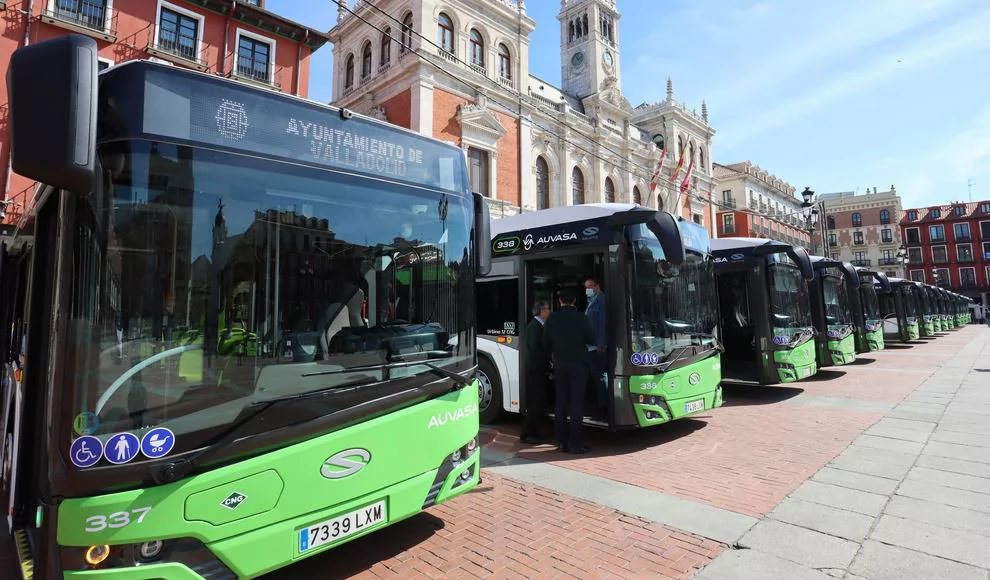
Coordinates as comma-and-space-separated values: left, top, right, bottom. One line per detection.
400, 12, 413, 52
879, 209, 890, 224
852, 212, 862, 226
469, 29, 484, 68
604, 177, 615, 203
699, 147, 706, 172
344, 54, 354, 88
361, 41, 372, 79
582, 14, 588, 36
438, 12, 454, 54
380, 28, 391, 66
572, 167, 585, 205
536, 156, 550, 210
498, 43, 511, 80
633, 186, 642, 205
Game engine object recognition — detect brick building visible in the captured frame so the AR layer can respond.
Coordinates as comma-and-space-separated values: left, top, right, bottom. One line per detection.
900, 200, 990, 304
327, 0, 718, 231
819, 186, 904, 279
713, 161, 812, 249
0, 0, 329, 223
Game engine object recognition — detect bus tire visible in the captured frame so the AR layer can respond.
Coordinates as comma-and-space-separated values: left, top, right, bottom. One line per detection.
476, 357, 502, 425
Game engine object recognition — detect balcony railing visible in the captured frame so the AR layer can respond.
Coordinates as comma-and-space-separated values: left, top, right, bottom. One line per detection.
230, 59, 284, 90
722, 199, 736, 209
42, 2, 118, 41
851, 259, 872, 267
147, 27, 210, 71
879, 258, 899, 266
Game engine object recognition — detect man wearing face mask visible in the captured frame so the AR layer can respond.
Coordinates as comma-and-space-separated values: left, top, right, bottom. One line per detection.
584, 277, 607, 418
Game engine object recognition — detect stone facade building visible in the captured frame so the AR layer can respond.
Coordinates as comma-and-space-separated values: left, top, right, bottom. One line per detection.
327, 0, 717, 231
819, 187, 904, 278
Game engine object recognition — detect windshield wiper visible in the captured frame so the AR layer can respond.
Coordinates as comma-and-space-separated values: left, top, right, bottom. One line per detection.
152, 376, 378, 485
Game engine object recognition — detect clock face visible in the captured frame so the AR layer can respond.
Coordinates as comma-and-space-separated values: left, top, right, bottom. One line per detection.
603, 51, 614, 66
571, 51, 585, 68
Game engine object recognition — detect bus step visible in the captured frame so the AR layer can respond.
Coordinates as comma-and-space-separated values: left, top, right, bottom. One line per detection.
12, 528, 34, 579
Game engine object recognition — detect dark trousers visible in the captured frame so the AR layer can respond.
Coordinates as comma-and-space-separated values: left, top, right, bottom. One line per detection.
521, 368, 548, 439
588, 351, 608, 408
553, 361, 588, 449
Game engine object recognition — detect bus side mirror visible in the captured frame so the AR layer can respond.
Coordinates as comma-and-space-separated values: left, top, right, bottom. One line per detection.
473, 192, 492, 276
7, 34, 98, 193
646, 211, 686, 266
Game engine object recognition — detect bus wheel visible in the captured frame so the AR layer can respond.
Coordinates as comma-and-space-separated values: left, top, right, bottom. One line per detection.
476, 358, 502, 424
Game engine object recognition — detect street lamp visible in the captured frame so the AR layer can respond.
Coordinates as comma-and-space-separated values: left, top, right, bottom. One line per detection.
799, 187, 825, 254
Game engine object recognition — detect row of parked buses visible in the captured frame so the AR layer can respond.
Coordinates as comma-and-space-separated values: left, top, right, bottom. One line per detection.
476, 203, 976, 428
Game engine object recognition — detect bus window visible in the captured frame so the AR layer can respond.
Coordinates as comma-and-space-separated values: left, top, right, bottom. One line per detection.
477, 278, 519, 336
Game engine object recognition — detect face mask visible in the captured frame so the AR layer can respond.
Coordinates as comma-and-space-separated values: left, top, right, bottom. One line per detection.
586, 288, 595, 299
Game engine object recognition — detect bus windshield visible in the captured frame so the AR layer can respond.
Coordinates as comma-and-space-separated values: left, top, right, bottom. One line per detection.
861, 286, 880, 321
628, 225, 718, 363
822, 275, 852, 325
768, 262, 812, 332
901, 286, 919, 316
67, 140, 474, 465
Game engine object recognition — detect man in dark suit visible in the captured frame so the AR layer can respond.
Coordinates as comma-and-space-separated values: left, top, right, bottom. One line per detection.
520, 300, 552, 444
542, 287, 595, 454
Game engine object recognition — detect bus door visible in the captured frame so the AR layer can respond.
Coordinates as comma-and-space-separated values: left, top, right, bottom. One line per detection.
715, 268, 758, 381
1, 242, 30, 532
524, 249, 606, 418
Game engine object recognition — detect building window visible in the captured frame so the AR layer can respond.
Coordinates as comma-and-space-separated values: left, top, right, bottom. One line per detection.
982, 221, 990, 239
879, 209, 890, 224
693, 214, 703, 225
908, 247, 923, 264
853, 231, 864, 245
962, 267, 978, 286
954, 206, 965, 216
157, 3, 203, 62
954, 222, 971, 241
828, 233, 836, 246
930, 224, 945, 242
932, 245, 947, 264
536, 156, 550, 210
572, 167, 585, 205
633, 186, 642, 206
498, 44, 511, 81
344, 54, 354, 88
400, 12, 413, 52
361, 41, 372, 79
931, 208, 941, 219
604, 177, 615, 203
934, 268, 950, 286
437, 12, 454, 54
469, 29, 484, 69
983, 242, 990, 260
826, 215, 835, 230
852, 212, 862, 226
98, 57, 113, 71
881, 249, 895, 265
881, 228, 892, 243
982, 203, 990, 214
235, 30, 274, 83
957, 243, 974, 262
380, 28, 391, 66
905, 227, 920, 244
52, 0, 110, 32
909, 270, 925, 282
722, 213, 735, 234
467, 147, 490, 197
907, 210, 918, 220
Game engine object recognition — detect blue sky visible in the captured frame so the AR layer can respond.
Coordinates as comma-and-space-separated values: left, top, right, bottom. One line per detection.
268, 0, 990, 210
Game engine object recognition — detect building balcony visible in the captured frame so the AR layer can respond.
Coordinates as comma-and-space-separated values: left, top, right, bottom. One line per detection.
228, 59, 284, 91
147, 28, 211, 72
722, 199, 736, 209
41, 2, 118, 42
851, 259, 872, 267
879, 258, 899, 266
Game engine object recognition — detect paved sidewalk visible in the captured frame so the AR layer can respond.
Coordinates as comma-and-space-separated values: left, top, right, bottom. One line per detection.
696, 328, 990, 580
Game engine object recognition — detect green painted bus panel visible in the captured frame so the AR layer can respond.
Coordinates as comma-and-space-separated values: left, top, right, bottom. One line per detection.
65, 562, 206, 579
828, 334, 856, 366
933, 318, 943, 332
55, 383, 480, 576
629, 355, 722, 426
774, 339, 817, 383
921, 320, 935, 337
865, 327, 885, 351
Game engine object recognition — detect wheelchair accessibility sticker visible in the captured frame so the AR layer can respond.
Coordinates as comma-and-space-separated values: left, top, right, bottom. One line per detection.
69, 435, 103, 468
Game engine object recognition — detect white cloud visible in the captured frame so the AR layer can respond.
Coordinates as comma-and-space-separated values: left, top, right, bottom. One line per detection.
716, 9, 990, 149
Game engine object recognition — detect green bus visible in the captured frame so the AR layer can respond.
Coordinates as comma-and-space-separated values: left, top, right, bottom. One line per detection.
1, 35, 491, 579
923, 284, 944, 333
712, 237, 817, 385
808, 257, 860, 367
851, 267, 889, 353
476, 204, 723, 429
878, 278, 921, 343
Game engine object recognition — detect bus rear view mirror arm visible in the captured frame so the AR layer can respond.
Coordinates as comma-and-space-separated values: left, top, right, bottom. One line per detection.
474, 192, 492, 276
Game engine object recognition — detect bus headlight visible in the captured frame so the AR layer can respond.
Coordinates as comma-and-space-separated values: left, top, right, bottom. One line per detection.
84, 544, 111, 566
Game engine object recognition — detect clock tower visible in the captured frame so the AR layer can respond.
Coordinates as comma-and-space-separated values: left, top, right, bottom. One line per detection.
559, 0, 621, 99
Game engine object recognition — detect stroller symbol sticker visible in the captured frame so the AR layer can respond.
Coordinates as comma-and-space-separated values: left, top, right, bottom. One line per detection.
104, 432, 141, 465
70, 436, 103, 468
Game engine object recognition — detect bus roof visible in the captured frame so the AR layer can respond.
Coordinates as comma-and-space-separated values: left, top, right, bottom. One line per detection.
97, 60, 470, 193
710, 236, 795, 251
490, 203, 643, 236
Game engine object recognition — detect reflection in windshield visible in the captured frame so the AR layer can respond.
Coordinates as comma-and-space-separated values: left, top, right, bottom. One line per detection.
901, 286, 919, 317
65, 140, 474, 461
768, 263, 813, 333
861, 287, 880, 321
628, 225, 718, 364
822, 275, 852, 326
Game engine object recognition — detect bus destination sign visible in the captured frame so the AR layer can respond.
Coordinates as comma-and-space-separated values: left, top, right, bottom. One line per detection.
491, 219, 607, 255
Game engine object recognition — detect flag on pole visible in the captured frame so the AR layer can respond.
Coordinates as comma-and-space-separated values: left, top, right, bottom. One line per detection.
648, 145, 666, 193
680, 157, 695, 193
669, 141, 687, 184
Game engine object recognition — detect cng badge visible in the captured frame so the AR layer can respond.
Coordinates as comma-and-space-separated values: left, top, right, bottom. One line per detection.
221, 492, 247, 510
688, 372, 701, 385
